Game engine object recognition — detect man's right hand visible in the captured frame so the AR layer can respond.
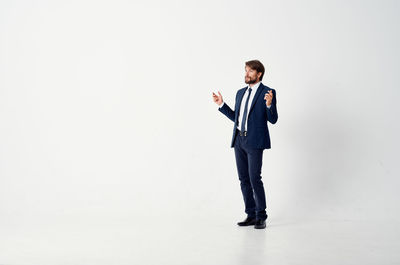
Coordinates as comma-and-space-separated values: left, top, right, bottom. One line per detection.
212, 91, 223, 106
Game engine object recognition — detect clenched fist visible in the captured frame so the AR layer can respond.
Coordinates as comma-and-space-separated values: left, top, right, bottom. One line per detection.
264, 90, 273, 107
212, 91, 223, 106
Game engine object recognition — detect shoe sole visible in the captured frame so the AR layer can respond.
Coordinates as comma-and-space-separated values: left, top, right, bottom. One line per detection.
237, 221, 256, 226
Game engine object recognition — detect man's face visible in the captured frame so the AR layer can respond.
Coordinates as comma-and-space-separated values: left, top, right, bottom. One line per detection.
245, 66, 261, 84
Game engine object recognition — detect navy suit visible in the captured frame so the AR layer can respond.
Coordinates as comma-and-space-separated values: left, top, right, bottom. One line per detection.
218, 82, 278, 220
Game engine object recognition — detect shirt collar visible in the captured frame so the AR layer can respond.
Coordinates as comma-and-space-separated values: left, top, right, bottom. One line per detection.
247, 81, 261, 91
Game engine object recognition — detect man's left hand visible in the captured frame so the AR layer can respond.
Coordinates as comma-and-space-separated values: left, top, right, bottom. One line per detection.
264, 91, 273, 107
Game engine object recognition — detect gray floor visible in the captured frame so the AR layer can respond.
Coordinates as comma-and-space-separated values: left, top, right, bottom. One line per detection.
1, 213, 399, 265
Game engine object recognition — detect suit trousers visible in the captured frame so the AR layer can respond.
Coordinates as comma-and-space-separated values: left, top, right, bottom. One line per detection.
234, 129, 268, 220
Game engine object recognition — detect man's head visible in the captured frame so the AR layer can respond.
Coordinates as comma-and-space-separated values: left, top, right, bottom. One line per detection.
245, 60, 265, 85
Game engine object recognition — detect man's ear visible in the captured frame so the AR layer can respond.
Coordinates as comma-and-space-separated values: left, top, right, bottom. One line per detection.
257, 72, 262, 80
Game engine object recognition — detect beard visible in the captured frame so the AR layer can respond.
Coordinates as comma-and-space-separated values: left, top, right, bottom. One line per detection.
245, 76, 258, 84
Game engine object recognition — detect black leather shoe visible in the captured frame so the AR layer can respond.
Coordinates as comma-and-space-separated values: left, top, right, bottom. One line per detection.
254, 219, 266, 229
237, 217, 257, 226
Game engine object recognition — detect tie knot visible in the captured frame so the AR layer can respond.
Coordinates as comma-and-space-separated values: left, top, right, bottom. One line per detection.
248, 87, 252, 92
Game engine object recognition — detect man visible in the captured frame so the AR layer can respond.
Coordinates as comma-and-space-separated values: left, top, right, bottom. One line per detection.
212, 60, 278, 229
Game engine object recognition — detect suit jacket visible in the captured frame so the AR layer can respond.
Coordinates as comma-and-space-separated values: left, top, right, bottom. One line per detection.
218, 82, 278, 149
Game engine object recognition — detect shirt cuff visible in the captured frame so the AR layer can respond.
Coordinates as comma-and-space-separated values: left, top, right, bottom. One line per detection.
266, 104, 271, 109
218, 102, 225, 108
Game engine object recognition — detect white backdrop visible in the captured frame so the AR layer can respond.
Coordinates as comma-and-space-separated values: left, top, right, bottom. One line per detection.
1, 0, 399, 264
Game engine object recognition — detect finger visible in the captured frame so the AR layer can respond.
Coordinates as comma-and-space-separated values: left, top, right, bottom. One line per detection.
218, 91, 222, 97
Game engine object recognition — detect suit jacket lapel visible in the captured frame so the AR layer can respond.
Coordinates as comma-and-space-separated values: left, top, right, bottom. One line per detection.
235, 88, 246, 123
248, 83, 264, 115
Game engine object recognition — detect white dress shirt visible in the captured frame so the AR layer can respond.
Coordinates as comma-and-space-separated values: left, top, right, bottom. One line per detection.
218, 81, 271, 131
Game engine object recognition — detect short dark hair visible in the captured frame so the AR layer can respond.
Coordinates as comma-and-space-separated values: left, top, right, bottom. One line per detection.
245, 60, 265, 81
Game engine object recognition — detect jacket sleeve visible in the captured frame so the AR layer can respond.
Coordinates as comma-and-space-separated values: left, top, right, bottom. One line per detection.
266, 89, 278, 124
218, 102, 235, 122
218, 91, 239, 123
